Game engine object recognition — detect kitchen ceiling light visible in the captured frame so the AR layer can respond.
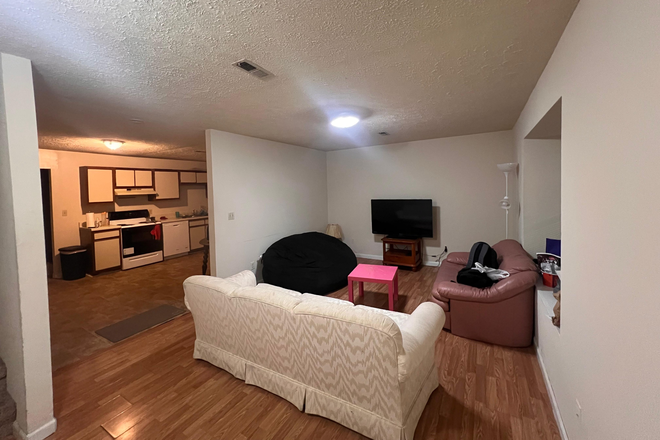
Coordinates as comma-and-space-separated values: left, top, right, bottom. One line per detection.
103, 140, 124, 150
330, 115, 360, 128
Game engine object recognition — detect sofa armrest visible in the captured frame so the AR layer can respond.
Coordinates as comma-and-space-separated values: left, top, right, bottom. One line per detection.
398, 302, 445, 381
446, 252, 469, 266
434, 270, 539, 304
225, 270, 257, 287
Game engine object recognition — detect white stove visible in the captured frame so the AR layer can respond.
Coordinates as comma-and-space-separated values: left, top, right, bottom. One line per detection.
108, 210, 164, 270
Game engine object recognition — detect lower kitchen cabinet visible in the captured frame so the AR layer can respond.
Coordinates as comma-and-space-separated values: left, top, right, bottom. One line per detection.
163, 221, 190, 257
80, 227, 122, 274
189, 219, 208, 251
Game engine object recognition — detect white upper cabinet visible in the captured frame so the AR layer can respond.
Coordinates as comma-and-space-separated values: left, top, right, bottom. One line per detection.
87, 168, 114, 203
180, 171, 197, 184
196, 172, 207, 183
115, 169, 135, 187
135, 170, 153, 187
154, 171, 180, 199
116, 169, 153, 188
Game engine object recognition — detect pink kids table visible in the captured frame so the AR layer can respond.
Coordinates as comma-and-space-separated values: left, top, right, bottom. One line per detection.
347, 264, 399, 311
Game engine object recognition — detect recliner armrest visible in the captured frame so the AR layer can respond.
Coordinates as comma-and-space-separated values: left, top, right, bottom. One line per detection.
434, 271, 539, 304
446, 252, 469, 266
398, 302, 445, 381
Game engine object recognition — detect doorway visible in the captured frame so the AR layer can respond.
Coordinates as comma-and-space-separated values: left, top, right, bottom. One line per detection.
41, 168, 54, 277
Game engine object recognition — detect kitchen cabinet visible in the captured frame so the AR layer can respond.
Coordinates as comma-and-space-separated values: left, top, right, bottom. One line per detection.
115, 169, 135, 187
135, 170, 153, 187
196, 172, 207, 183
163, 221, 190, 257
154, 171, 180, 200
180, 172, 197, 184
85, 168, 114, 203
189, 219, 208, 251
80, 227, 122, 274
116, 169, 153, 188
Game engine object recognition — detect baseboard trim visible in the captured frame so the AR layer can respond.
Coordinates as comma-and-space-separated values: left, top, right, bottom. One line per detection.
354, 253, 439, 267
13, 418, 57, 440
535, 348, 568, 440
354, 253, 382, 260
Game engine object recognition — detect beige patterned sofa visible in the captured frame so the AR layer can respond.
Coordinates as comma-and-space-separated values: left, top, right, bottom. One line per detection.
183, 271, 446, 440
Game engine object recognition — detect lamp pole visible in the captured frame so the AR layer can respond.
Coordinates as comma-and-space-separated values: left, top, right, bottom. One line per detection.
497, 163, 517, 240
500, 171, 511, 239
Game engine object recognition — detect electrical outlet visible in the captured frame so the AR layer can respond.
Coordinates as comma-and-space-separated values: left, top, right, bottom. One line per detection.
575, 399, 582, 419
228, 212, 235, 220
62, 210, 67, 217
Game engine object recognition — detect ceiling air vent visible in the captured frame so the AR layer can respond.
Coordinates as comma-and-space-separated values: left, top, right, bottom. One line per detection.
232, 59, 274, 80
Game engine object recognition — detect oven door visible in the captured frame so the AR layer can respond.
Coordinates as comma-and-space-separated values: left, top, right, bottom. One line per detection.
121, 224, 163, 258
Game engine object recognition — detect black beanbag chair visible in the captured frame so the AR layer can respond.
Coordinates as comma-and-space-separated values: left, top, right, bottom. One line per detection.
262, 232, 358, 295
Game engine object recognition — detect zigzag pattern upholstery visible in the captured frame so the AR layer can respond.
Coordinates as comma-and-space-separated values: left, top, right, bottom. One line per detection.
184, 271, 445, 440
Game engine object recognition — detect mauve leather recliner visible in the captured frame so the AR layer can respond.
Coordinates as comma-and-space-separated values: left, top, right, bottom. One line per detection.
430, 239, 539, 347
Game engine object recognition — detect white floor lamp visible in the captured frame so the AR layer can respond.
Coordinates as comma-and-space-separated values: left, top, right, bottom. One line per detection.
497, 163, 518, 239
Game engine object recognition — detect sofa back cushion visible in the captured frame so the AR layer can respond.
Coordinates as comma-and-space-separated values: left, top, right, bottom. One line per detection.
493, 239, 538, 274
293, 300, 404, 420
232, 285, 303, 376
256, 283, 301, 298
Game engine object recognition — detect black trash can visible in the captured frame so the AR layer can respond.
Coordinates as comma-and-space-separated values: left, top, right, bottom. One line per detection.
59, 246, 88, 280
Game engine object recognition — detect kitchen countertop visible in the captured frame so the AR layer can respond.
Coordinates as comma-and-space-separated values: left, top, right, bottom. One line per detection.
79, 225, 121, 231
159, 216, 208, 224
79, 216, 208, 229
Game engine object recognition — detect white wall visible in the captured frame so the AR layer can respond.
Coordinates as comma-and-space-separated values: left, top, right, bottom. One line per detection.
206, 130, 328, 277
513, 1, 660, 438
0, 54, 56, 440
520, 139, 561, 256
38, 149, 207, 278
327, 131, 516, 261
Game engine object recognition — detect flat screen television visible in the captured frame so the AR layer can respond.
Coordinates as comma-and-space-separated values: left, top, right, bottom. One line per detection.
371, 199, 433, 238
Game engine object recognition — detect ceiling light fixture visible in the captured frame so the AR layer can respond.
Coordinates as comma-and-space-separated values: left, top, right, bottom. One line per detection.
103, 140, 124, 150
330, 114, 360, 128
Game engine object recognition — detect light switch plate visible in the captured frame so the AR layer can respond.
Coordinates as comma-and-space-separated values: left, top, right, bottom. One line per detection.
228, 212, 235, 220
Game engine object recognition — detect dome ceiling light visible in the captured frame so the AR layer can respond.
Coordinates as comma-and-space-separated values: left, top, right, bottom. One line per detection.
330, 114, 360, 128
103, 140, 124, 150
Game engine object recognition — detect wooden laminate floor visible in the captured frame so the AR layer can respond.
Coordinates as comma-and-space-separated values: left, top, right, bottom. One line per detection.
48, 253, 203, 371
49, 260, 560, 440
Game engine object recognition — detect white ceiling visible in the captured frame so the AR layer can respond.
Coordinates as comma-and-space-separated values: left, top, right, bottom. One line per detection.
0, 0, 578, 160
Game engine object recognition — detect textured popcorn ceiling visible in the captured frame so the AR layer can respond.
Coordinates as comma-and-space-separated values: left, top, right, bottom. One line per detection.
0, 0, 578, 159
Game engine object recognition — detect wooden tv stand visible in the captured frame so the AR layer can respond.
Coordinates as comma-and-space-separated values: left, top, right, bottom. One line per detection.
381, 236, 423, 272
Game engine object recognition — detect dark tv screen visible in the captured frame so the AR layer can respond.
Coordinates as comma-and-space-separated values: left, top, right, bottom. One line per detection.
371, 199, 433, 238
